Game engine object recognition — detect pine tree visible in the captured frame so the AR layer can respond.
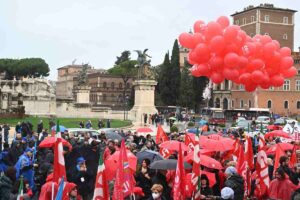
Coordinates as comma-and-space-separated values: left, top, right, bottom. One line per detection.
158, 52, 173, 105
170, 39, 181, 105
179, 62, 194, 109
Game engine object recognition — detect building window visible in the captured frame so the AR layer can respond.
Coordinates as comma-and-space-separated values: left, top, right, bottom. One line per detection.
240, 100, 244, 108
111, 94, 115, 101
111, 82, 115, 89
235, 20, 239, 25
239, 85, 244, 90
248, 100, 252, 108
297, 101, 300, 109
232, 100, 234, 108
265, 15, 269, 22
243, 18, 246, 24
269, 86, 274, 91
103, 94, 106, 101
265, 33, 269, 35
251, 16, 255, 22
284, 101, 289, 109
282, 33, 287, 40
298, 70, 300, 75
224, 80, 229, 90
126, 83, 130, 88
296, 80, 300, 91
295, 59, 300, 64
283, 16, 288, 24
267, 100, 272, 108
216, 84, 221, 90
103, 82, 107, 88
283, 80, 290, 91
119, 83, 123, 88
250, 33, 254, 37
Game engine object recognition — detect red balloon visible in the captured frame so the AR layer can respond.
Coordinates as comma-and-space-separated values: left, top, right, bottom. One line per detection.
272, 40, 280, 50
193, 33, 205, 46
224, 53, 239, 68
280, 57, 294, 69
223, 68, 239, 80
211, 72, 224, 84
247, 59, 264, 72
195, 44, 210, 63
197, 64, 210, 76
242, 42, 256, 56
270, 75, 284, 87
206, 21, 222, 40
190, 65, 202, 77
280, 47, 291, 57
260, 35, 272, 44
283, 66, 297, 78
209, 56, 223, 72
179, 33, 194, 49
209, 35, 225, 54
239, 73, 251, 84
216, 16, 230, 29
188, 51, 197, 65
263, 42, 276, 58
238, 56, 248, 69
245, 84, 257, 92
223, 25, 239, 42
193, 20, 205, 33
251, 70, 264, 84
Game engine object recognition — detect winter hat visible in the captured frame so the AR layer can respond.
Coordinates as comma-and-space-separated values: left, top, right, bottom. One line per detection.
24, 147, 33, 153
225, 166, 237, 176
221, 187, 234, 199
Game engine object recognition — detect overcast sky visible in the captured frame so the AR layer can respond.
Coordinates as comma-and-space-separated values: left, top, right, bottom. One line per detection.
0, 0, 299, 80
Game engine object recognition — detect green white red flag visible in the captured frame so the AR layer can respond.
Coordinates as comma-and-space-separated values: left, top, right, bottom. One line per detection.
93, 153, 109, 200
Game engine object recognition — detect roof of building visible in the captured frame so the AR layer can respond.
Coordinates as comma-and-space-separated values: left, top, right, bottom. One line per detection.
231, 4, 297, 16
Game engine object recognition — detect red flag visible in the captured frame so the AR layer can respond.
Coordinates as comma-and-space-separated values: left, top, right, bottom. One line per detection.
185, 134, 195, 153
273, 144, 286, 174
236, 142, 250, 197
113, 140, 134, 200
159, 147, 173, 159
156, 124, 169, 144
173, 143, 186, 200
255, 135, 270, 199
289, 145, 297, 168
93, 154, 109, 200
245, 137, 254, 170
53, 136, 66, 183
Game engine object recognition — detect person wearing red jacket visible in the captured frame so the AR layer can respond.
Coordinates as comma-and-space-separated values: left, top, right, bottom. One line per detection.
269, 168, 298, 200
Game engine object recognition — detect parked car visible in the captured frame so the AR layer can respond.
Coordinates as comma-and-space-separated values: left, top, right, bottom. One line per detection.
255, 116, 270, 124
236, 117, 246, 123
67, 128, 99, 138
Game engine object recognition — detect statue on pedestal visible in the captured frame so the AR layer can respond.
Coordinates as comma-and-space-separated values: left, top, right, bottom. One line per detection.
134, 49, 152, 79
78, 64, 88, 86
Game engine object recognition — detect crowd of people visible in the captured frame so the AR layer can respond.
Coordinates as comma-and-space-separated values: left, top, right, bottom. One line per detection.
0, 118, 300, 200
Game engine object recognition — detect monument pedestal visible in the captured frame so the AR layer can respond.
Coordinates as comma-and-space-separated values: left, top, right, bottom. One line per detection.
129, 80, 158, 124
73, 85, 91, 105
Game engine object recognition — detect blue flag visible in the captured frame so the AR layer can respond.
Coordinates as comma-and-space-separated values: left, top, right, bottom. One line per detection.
55, 177, 64, 200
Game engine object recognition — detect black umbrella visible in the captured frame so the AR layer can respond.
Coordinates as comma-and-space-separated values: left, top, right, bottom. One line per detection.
149, 159, 192, 170
136, 150, 164, 163
105, 132, 123, 141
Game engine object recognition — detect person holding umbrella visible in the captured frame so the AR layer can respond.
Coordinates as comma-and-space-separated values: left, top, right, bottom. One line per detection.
136, 158, 152, 199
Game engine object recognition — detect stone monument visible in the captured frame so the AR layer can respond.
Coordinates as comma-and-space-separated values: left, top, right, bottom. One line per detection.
73, 64, 91, 104
130, 49, 158, 123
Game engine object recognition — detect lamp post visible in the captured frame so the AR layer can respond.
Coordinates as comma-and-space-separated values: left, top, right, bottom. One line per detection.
123, 95, 130, 120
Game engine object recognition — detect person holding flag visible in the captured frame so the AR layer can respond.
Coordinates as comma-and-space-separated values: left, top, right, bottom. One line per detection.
15, 147, 35, 189
92, 153, 109, 200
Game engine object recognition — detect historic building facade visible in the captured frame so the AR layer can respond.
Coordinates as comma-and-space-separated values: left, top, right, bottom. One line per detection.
212, 4, 300, 116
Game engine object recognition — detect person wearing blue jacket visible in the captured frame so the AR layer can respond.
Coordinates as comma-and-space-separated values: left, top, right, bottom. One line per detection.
15, 147, 34, 188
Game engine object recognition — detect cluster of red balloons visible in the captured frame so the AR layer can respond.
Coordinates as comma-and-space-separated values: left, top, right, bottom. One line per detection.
179, 16, 297, 92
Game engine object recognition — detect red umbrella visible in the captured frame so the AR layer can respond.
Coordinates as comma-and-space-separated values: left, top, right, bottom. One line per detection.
200, 137, 234, 152
105, 149, 137, 180
266, 143, 294, 155
39, 137, 72, 150
136, 127, 153, 133
160, 141, 188, 152
265, 130, 290, 139
267, 125, 283, 131
185, 152, 223, 170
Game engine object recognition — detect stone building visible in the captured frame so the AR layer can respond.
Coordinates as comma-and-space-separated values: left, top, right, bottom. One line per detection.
56, 64, 105, 99
87, 73, 133, 110
212, 4, 300, 117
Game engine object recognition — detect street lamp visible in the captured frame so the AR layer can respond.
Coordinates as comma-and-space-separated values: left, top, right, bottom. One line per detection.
123, 95, 130, 120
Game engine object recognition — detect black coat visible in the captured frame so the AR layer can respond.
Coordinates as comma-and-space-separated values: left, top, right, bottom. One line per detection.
135, 169, 152, 199
224, 174, 244, 200
68, 167, 93, 199
0, 174, 17, 200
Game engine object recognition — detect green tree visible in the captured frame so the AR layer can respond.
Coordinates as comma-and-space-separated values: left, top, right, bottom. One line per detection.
170, 39, 181, 105
0, 58, 49, 80
158, 52, 173, 105
179, 63, 194, 109
108, 60, 138, 118
115, 50, 131, 65
192, 76, 208, 112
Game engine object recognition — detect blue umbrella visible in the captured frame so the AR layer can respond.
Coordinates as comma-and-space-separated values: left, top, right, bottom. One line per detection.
136, 150, 164, 163
187, 128, 198, 134
198, 119, 208, 126
51, 125, 66, 132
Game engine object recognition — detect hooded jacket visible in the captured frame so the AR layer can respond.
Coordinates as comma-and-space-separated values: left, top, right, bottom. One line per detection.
224, 174, 244, 200
0, 174, 17, 200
